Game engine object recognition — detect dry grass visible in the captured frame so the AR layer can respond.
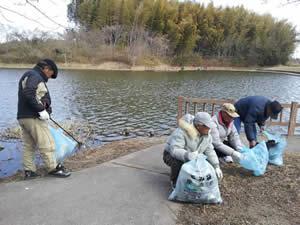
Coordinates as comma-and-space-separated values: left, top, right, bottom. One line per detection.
176, 152, 300, 225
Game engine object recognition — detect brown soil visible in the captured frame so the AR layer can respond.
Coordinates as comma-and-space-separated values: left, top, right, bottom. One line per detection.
176, 152, 300, 225
64, 136, 166, 171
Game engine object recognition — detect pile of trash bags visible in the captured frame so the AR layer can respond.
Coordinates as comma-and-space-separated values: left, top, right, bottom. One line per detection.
239, 131, 287, 176
49, 126, 78, 162
169, 154, 222, 204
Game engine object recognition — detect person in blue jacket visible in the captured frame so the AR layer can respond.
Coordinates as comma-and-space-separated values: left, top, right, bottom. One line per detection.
234, 96, 282, 148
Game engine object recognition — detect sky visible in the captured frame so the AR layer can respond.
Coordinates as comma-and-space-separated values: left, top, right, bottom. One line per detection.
0, 0, 299, 57
0, 0, 71, 38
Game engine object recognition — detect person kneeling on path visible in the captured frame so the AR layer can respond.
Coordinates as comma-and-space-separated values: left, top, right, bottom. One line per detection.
234, 96, 283, 148
211, 103, 243, 163
17, 58, 71, 179
163, 112, 222, 188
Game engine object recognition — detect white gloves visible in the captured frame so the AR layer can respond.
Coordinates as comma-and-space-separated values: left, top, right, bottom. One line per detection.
215, 167, 223, 180
185, 151, 198, 161
38, 110, 50, 120
232, 151, 242, 162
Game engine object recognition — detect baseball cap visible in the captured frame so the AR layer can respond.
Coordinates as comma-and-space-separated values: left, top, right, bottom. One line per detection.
37, 58, 58, 79
222, 103, 239, 118
193, 112, 213, 128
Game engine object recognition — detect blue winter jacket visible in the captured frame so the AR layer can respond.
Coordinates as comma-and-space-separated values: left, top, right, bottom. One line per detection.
234, 96, 271, 141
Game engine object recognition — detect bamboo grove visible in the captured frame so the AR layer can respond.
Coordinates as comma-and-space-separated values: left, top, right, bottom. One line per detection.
68, 0, 297, 66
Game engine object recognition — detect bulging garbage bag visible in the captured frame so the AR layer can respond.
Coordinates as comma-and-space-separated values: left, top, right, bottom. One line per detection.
168, 154, 222, 204
239, 142, 269, 176
263, 131, 287, 166
49, 126, 78, 162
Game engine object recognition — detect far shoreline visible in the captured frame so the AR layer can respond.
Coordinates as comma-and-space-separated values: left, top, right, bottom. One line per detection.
1, 61, 300, 75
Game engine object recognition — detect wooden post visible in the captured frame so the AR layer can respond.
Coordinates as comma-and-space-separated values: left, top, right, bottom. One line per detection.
202, 103, 206, 111
193, 103, 197, 114
185, 101, 190, 114
177, 96, 184, 121
211, 103, 215, 116
279, 110, 283, 122
288, 102, 298, 136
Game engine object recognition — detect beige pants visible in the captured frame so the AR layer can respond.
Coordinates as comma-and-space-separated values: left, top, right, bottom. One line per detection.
18, 118, 56, 172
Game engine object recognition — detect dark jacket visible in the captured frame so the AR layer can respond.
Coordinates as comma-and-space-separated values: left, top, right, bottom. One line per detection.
17, 67, 52, 119
234, 96, 271, 141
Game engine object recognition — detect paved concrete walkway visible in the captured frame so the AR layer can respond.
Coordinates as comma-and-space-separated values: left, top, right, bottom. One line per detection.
0, 136, 299, 225
0, 144, 180, 225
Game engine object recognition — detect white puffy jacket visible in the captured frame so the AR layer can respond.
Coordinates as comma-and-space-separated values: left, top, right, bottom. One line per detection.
164, 118, 219, 168
211, 113, 244, 156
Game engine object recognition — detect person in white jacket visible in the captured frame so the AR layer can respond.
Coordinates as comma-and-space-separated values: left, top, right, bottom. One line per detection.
163, 112, 222, 187
210, 103, 243, 163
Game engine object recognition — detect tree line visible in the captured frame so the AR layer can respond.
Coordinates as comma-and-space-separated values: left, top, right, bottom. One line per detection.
66, 0, 297, 66
0, 0, 297, 66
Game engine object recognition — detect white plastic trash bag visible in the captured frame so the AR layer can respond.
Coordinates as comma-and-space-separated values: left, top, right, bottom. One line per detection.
49, 126, 78, 162
168, 154, 222, 204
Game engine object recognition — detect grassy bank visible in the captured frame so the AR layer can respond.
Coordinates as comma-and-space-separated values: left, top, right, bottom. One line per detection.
1, 61, 300, 74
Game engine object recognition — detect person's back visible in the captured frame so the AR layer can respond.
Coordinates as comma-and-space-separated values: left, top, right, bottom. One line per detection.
234, 96, 269, 122
234, 95, 282, 148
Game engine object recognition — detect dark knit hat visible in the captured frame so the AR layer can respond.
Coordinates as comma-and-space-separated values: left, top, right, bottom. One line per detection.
270, 100, 283, 119
37, 58, 58, 79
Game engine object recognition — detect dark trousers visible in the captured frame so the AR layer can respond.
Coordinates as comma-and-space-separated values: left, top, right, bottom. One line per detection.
214, 140, 233, 158
163, 151, 184, 184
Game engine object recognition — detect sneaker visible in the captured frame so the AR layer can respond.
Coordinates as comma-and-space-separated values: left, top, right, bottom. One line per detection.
24, 170, 40, 179
48, 163, 71, 178
224, 156, 233, 163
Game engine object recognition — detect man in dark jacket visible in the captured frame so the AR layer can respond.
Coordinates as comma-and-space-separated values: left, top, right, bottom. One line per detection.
17, 59, 71, 179
234, 96, 282, 148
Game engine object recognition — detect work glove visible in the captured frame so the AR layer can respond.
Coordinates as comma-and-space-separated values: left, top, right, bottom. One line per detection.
38, 110, 50, 120
184, 151, 198, 161
42, 99, 52, 115
215, 166, 223, 180
232, 151, 242, 163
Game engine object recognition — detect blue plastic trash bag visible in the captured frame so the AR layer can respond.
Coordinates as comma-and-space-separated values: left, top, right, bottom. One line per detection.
263, 131, 287, 166
239, 142, 269, 176
168, 154, 222, 204
49, 126, 78, 162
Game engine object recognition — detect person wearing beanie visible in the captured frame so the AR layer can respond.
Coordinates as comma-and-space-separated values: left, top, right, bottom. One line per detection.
163, 112, 222, 188
234, 96, 283, 148
17, 58, 71, 179
210, 103, 244, 163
